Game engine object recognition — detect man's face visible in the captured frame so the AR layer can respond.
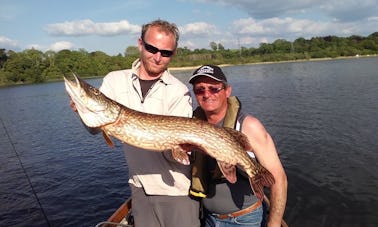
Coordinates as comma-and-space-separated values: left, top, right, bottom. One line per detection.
193, 77, 231, 113
138, 26, 176, 77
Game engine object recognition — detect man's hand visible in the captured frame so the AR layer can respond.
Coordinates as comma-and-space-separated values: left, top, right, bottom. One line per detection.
69, 100, 78, 112
218, 161, 237, 183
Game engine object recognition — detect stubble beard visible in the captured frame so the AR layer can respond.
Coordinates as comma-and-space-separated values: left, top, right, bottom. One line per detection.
141, 56, 168, 78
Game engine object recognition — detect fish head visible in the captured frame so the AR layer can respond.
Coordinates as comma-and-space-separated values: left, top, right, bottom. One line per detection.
64, 74, 120, 128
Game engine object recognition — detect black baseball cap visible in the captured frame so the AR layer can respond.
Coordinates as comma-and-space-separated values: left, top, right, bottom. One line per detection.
188, 65, 227, 84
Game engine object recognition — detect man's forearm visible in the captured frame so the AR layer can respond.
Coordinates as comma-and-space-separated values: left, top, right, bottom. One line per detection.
267, 177, 288, 227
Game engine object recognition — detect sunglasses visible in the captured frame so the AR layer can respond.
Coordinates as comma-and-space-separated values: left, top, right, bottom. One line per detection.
193, 86, 225, 95
142, 39, 174, 57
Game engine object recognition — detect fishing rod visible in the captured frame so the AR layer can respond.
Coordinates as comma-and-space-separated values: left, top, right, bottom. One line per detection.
0, 117, 52, 227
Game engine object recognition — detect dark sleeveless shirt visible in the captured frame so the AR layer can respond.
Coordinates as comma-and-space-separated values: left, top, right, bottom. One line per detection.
202, 111, 260, 214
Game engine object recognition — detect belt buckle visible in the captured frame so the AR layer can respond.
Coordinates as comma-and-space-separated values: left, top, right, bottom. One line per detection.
212, 212, 233, 219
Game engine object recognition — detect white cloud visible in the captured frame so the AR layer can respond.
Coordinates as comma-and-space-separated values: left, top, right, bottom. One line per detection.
195, 0, 378, 21
234, 17, 312, 36
48, 41, 74, 52
238, 36, 256, 46
320, 0, 378, 21
21, 41, 75, 52
368, 16, 378, 21
180, 40, 197, 49
232, 18, 266, 35
230, 15, 377, 48
0, 36, 19, 49
180, 22, 218, 37
46, 19, 141, 36
178, 22, 224, 49
27, 44, 43, 50
195, 0, 324, 18
2, 1, 376, 53
184, 0, 377, 50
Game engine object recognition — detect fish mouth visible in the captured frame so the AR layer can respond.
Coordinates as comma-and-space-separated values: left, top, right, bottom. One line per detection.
63, 73, 92, 103
63, 74, 81, 97
63, 73, 92, 115
63, 73, 112, 128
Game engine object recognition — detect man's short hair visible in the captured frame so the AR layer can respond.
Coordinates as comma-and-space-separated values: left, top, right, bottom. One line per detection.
141, 19, 179, 48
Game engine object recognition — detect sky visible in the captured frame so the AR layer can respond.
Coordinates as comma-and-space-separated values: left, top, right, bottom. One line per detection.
1, 0, 378, 56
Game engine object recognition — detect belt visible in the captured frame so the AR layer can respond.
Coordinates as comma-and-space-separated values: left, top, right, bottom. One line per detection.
213, 200, 262, 219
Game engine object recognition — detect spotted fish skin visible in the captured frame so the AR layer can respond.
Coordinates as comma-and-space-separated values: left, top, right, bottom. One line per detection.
64, 74, 275, 200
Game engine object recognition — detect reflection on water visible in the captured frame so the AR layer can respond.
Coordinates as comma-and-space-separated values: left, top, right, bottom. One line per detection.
1, 57, 378, 226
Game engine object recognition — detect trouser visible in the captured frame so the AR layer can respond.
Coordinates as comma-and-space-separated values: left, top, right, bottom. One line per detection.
203, 205, 263, 227
131, 185, 200, 227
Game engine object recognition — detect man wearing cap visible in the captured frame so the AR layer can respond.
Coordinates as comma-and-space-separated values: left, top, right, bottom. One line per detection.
188, 65, 288, 227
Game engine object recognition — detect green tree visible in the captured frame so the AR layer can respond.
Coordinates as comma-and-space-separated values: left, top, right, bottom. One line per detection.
258, 43, 274, 54
125, 46, 139, 56
0, 49, 8, 68
23, 49, 47, 82
1, 49, 47, 83
1, 32, 378, 86
3, 51, 29, 83
89, 51, 110, 76
272, 39, 291, 53
210, 42, 217, 51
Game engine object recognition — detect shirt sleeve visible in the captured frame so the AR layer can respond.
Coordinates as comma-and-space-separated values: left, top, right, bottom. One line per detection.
99, 72, 116, 100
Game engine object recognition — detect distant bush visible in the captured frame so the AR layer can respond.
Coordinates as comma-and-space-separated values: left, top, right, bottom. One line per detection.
1, 32, 377, 86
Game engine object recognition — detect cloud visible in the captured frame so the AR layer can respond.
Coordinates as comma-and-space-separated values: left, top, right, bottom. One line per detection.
178, 22, 222, 49
180, 40, 197, 49
230, 15, 378, 47
46, 19, 141, 36
196, 0, 322, 18
368, 16, 378, 21
320, 0, 378, 21
233, 17, 328, 37
22, 41, 74, 52
185, 0, 377, 49
48, 41, 75, 52
27, 44, 43, 50
0, 36, 19, 50
197, 0, 378, 21
180, 22, 218, 37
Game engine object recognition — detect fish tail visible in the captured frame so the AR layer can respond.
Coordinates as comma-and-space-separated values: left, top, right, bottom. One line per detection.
249, 169, 275, 200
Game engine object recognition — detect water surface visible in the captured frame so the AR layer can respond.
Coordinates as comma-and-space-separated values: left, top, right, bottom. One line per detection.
1, 57, 377, 226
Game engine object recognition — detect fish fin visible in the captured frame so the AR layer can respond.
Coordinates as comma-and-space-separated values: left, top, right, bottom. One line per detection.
217, 161, 237, 183
171, 145, 191, 165
102, 131, 115, 148
248, 165, 275, 200
223, 127, 252, 150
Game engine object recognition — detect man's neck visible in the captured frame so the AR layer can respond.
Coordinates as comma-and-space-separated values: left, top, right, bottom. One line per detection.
139, 72, 162, 80
205, 107, 227, 125
138, 65, 164, 80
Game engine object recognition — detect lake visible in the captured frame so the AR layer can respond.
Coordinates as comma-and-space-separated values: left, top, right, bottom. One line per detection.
1, 57, 377, 227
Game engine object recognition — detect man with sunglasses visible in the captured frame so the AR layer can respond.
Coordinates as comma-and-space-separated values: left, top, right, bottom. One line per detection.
93, 19, 200, 226
188, 65, 287, 227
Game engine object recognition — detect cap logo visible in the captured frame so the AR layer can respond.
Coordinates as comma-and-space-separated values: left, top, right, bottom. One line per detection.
197, 66, 214, 75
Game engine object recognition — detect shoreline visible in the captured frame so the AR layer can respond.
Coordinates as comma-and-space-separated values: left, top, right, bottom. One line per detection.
1, 54, 377, 87
169, 54, 378, 71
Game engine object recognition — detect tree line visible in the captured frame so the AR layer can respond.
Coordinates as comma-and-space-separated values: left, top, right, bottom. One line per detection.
0, 32, 377, 86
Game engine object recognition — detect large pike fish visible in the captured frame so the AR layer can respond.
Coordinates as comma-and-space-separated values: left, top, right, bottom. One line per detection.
64, 74, 275, 200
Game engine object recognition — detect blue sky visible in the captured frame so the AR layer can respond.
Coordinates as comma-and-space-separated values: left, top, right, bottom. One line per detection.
1, 0, 377, 55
